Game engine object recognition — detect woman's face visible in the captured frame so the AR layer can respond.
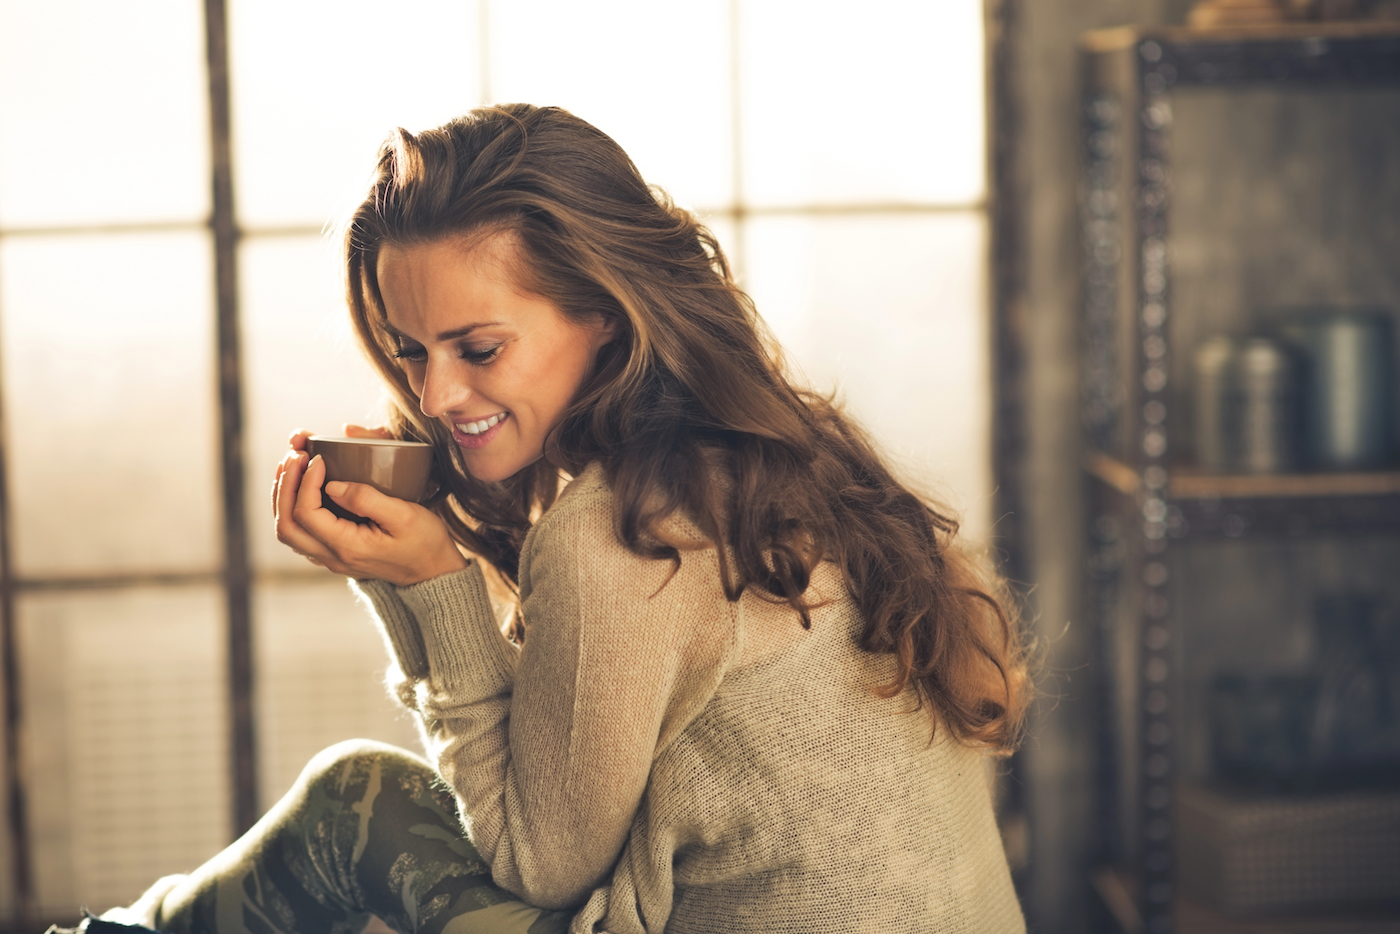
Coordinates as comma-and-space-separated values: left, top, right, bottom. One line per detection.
376, 233, 613, 483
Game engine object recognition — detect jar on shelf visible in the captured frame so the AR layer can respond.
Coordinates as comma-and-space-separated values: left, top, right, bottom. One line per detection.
1278, 310, 1398, 472
1193, 335, 1302, 474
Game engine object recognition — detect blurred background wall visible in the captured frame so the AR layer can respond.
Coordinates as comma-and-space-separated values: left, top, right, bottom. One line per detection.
990, 1, 1187, 928
0, 0, 995, 923
993, 1, 1400, 931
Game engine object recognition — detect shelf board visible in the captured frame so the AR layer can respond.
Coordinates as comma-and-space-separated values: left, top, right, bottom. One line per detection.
1086, 452, 1145, 497
1082, 21, 1400, 52
1094, 866, 1400, 934
1172, 468, 1400, 499
1176, 899, 1400, 933
1085, 452, 1400, 500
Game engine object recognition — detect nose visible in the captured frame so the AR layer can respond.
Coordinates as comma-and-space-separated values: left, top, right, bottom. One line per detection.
417, 358, 470, 419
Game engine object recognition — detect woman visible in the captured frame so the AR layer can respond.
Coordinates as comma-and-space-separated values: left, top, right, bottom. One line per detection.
116, 104, 1029, 934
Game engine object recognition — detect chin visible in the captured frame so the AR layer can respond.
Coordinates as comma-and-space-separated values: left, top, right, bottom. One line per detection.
463, 454, 544, 484
464, 465, 515, 484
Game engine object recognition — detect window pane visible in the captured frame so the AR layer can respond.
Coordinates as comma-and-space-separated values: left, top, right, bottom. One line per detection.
0, 0, 209, 227
230, 0, 482, 228
20, 586, 228, 915
490, 0, 732, 211
0, 232, 220, 576
241, 235, 385, 571
739, 0, 985, 207
254, 581, 421, 807
741, 212, 990, 541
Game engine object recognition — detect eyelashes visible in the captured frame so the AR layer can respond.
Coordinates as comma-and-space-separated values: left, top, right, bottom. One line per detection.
459, 345, 502, 365
392, 343, 503, 367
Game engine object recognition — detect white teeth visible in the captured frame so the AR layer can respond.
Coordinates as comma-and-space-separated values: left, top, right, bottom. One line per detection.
458, 413, 505, 436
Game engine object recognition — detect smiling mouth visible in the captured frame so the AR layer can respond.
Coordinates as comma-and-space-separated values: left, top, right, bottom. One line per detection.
454, 412, 509, 436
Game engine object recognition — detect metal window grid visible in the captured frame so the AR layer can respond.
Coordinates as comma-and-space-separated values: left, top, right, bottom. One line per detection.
0, 0, 991, 923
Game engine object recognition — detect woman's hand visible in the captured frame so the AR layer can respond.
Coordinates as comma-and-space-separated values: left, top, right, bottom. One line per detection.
273, 430, 467, 587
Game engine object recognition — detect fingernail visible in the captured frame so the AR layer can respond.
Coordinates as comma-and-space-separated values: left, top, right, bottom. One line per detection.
325, 481, 347, 497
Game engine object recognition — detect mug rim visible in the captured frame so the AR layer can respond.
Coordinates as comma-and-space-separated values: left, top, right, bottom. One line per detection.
307, 435, 431, 448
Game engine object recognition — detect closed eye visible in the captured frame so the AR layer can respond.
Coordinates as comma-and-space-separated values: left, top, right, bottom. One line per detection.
460, 344, 503, 366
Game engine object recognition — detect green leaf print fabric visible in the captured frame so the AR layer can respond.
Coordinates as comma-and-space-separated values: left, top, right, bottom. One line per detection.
155, 741, 572, 934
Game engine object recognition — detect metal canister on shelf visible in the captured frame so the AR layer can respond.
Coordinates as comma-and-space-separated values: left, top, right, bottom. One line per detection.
1278, 311, 1397, 471
1235, 337, 1301, 474
1193, 335, 1238, 472
1193, 335, 1301, 474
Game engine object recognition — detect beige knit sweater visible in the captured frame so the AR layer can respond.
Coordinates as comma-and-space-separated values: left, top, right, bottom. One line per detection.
354, 462, 1025, 934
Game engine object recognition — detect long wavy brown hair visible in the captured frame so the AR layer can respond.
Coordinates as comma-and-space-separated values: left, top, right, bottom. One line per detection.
343, 104, 1029, 751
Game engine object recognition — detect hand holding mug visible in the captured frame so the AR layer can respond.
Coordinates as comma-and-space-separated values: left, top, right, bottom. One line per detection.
273, 428, 467, 586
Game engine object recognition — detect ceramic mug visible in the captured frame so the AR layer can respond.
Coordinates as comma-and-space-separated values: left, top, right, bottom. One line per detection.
305, 436, 434, 522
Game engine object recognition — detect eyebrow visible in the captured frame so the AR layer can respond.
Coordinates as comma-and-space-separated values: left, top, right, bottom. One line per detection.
383, 322, 502, 342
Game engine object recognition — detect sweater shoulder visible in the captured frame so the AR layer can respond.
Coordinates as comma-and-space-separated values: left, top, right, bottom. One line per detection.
517, 462, 639, 596
542, 461, 615, 530
522, 462, 614, 557
518, 462, 725, 610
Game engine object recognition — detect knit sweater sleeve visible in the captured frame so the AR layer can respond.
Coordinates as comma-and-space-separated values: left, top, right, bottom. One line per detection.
352, 480, 735, 910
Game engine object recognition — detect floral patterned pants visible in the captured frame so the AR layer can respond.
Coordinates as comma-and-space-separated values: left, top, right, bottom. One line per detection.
154, 740, 572, 934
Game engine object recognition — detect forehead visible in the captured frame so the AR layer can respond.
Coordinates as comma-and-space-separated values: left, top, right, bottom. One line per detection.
377, 229, 522, 287
375, 233, 532, 329
374, 230, 575, 343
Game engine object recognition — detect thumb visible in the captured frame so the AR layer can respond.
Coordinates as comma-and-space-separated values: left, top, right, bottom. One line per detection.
323, 480, 413, 528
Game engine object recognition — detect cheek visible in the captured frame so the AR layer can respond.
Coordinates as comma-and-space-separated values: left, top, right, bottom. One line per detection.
540, 355, 590, 412
549, 333, 599, 388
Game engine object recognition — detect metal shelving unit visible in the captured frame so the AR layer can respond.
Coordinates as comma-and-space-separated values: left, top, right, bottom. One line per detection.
1077, 22, 1400, 934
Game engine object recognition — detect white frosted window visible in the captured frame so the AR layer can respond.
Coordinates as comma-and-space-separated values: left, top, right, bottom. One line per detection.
0, 232, 220, 576
254, 581, 421, 808
241, 235, 385, 571
742, 212, 990, 542
739, 0, 985, 208
0, 2, 995, 920
489, 0, 732, 211
229, 0, 482, 228
19, 586, 228, 915
0, 0, 209, 227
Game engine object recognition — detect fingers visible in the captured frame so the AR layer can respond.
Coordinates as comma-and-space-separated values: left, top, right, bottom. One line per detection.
273, 450, 309, 542
316, 481, 467, 584
290, 455, 337, 537
274, 449, 413, 578
274, 452, 340, 566
344, 423, 395, 440
272, 450, 301, 527
288, 429, 314, 452
271, 442, 461, 585
323, 479, 410, 530
273, 451, 329, 563
271, 457, 286, 517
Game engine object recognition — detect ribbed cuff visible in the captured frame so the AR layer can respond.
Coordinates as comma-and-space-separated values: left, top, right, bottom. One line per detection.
396, 562, 519, 693
353, 577, 430, 680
